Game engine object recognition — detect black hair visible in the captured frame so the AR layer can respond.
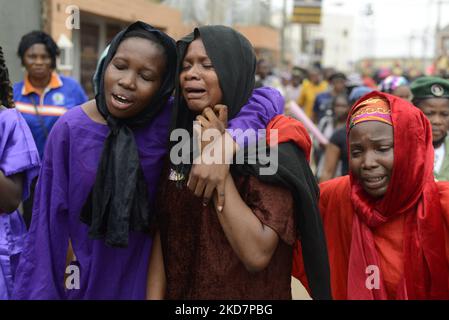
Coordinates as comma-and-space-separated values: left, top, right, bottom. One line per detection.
0, 46, 15, 108
329, 72, 347, 82
17, 31, 60, 69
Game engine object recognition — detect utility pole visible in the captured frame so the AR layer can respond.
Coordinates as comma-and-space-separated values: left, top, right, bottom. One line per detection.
281, 0, 288, 64
435, 0, 449, 55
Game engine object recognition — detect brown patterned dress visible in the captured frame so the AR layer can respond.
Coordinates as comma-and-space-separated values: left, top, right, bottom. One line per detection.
157, 167, 296, 300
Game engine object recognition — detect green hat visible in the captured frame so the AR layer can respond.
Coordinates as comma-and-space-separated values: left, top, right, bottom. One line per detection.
410, 76, 449, 99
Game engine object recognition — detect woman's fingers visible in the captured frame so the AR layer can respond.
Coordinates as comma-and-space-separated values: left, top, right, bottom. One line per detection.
215, 181, 226, 212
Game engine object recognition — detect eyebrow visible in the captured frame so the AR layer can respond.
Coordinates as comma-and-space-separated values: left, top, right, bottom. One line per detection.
350, 137, 393, 146
367, 137, 393, 143
183, 54, 211, 62
112, 56, 158, 73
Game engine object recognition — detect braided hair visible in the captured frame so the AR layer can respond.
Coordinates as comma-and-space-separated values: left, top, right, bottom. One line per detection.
0, 46, 15, 108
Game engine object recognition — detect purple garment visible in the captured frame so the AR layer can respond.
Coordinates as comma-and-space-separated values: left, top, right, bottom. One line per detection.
0, 108, 40, 300
12, 88, 282, 300
12, 104, 171, 300
227, 87, 284, 147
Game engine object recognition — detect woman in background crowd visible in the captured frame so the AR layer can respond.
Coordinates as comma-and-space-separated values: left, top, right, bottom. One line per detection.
13, 31, 88, 227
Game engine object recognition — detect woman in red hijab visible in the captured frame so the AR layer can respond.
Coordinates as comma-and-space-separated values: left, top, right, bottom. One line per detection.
293, 91, 449, 299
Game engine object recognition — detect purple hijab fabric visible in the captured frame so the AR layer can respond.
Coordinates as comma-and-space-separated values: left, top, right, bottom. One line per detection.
12, 86, 282, 300
0, 108, 40, 300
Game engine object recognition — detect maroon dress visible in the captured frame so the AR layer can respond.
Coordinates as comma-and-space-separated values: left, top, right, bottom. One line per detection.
158, 168, 296, 299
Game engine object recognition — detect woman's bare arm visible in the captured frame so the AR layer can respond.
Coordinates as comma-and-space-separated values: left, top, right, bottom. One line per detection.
319, 143, 341, 183
146, 230, 166, 300
214, 175, 279, 273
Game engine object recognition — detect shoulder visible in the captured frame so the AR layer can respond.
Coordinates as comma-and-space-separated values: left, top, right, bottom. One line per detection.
0, 107, 34, 130
0, 107, 21, 122
252, 86, 283, 99
50, 105, 85, 133
12, 81, 25, 96
319, 176, 352, 223
445, 135, 449, 148
241, 175, 296, 245
238, 175, 295, 213
320, 175, 350, 191
58, 75, 81, 87
302, 80, 311, 88
316, 91, 330, 99
250, 87, 284, 110
319, 176, 350, 202
0, 108, 37, 148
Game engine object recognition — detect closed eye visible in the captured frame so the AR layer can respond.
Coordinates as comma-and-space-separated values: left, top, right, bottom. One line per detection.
181, 63, 191, 71
140, 72, 156, 81
351, 150, 362, 157
114, 63, 126, 71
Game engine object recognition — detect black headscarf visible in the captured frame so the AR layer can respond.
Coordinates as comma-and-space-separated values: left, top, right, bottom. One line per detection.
80, 21, 177, 248
169, 25, 256, 177
169, 25, 331, 299
233, 143, 331, 300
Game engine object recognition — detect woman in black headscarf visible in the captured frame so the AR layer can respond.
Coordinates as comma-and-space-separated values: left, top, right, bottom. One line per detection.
152, 26, 330, 300
13, 21, 284, 300
13, 21, 179, 300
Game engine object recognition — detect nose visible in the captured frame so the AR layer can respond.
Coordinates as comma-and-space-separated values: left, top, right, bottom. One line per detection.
183, 64, 200, 80
118, 71, 137, 90
34, 56, 45, 65
361, 150, 379, 170
431, 114, 444, 127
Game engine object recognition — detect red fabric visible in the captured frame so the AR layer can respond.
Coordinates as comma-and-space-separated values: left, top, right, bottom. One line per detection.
266, 114, 312, 162
346, 91, 449, 299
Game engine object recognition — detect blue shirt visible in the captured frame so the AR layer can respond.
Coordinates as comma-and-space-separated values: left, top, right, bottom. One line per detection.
13, 73, 88, 158
313, 91, 333, 123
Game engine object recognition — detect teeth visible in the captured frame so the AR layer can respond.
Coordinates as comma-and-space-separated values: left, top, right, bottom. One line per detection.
366, 177, 383, 182
114, 94, 129, 103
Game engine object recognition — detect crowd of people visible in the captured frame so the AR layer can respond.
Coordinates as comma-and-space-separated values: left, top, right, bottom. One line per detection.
1, 21, 449, 300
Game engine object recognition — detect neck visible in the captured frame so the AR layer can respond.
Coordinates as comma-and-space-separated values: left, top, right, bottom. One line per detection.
434, 136, 447, 149
28, 73, 52, 91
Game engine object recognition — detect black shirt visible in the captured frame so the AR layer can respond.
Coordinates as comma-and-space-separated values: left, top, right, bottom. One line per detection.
330, 127, 349, 175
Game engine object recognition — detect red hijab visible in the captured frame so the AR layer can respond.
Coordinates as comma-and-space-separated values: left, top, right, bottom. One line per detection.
346, 91, 449, 299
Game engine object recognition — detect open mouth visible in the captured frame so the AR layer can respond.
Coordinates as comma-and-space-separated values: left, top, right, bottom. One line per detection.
363, 176, 386, 189
111, 93, 134, 109
184, 87, 206, 99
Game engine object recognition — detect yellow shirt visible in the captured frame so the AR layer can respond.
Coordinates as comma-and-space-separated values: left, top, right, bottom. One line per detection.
296, 79, 328, 120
